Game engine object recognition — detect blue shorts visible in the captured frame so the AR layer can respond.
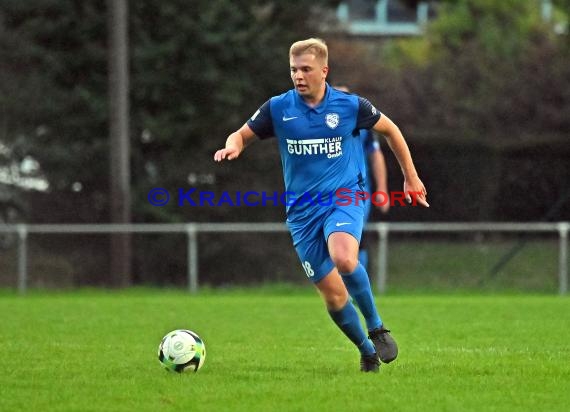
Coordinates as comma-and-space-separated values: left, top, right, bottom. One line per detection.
286, 202, 365, 283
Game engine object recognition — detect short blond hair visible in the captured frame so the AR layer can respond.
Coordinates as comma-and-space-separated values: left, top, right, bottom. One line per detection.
289, 38, 328, 65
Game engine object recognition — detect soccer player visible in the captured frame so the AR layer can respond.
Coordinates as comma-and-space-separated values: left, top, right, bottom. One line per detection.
335, 85, 390, 271
214, 38, 428, 372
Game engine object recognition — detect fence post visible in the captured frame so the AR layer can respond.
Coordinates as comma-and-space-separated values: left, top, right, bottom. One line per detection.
17, 225, 28, 294
559, 222, 569, 295
376, 223, 389, 294
187, 224, 198, 293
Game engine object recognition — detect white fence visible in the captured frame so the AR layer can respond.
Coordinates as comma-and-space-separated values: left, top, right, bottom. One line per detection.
0, 222, 568, 294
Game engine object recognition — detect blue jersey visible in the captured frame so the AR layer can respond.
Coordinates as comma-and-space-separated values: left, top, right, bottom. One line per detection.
360, 129, 382, 194
247, 84, 381, 219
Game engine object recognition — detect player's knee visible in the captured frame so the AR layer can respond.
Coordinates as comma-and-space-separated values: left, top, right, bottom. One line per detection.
323, 289, 349, 310
333, 255, 358, 274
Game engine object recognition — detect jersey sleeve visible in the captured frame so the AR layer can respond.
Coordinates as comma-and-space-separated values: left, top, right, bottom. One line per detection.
246, 100, 274, 139
356, 97, 382, 130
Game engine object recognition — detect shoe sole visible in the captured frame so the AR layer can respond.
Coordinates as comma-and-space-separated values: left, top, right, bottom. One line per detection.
380, 354, 397, 364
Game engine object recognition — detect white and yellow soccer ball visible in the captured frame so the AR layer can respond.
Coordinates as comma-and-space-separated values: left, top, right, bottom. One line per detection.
158, 329, 206, 373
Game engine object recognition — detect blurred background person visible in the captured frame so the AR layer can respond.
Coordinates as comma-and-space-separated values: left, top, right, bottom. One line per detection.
335, 85, 390, 272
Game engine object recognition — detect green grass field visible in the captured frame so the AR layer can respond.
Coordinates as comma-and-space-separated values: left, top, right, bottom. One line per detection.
1, 288, 569, 412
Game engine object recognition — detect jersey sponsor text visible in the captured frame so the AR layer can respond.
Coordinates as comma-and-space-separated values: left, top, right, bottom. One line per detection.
286, 137, 342, 158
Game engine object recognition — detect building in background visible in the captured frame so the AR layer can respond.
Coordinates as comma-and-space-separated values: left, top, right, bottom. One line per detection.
333, 0, 436, 37
329, 0, 559, 37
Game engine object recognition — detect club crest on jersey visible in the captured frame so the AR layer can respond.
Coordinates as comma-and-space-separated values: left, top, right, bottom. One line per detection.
325, 113, 340, 129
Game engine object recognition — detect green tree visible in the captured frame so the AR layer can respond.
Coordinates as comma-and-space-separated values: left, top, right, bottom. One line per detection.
328, 0, 569, 223
0, 0, 341, 224
380, 0, 570, 140
1, 0, 109, 221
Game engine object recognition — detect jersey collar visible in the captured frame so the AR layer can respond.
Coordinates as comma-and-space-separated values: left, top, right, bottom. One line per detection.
294, 83, 331, 114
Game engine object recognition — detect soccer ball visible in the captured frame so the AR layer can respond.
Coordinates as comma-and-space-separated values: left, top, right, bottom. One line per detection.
158, 329, 206, 373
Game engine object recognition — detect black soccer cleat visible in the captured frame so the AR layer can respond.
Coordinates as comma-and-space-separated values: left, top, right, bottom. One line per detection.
360, 353, 380, 373
369, 326, 398, 363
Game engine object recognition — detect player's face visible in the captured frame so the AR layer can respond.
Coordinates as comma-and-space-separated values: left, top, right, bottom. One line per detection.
290, 53, 328, 102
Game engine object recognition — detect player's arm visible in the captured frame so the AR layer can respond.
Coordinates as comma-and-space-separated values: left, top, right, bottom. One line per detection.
214, 124, 258, 162
372, 115, 429, 207
368, 148, 389, 213
214, 100, 274, 162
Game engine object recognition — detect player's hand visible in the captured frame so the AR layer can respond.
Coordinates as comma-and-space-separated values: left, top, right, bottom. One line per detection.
214, 145, 241, 162
404, 176, 429, 207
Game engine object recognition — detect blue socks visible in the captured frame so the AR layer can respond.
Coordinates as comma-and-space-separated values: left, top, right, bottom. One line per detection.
329, 301, 376, 356
341, 263, 382, 331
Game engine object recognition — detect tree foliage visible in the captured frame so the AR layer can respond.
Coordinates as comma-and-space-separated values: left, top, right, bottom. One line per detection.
328, 0, 569, 223
0, 0, 567, 226
359, 0, 569, 141
0, 0, 340, 223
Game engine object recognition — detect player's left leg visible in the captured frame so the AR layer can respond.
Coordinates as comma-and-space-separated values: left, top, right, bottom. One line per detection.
328, 231, 382, 329
328, 232, 398, 363
286, 213, 379, 372
314, 269, 379, 372
325, 206, 398, 363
